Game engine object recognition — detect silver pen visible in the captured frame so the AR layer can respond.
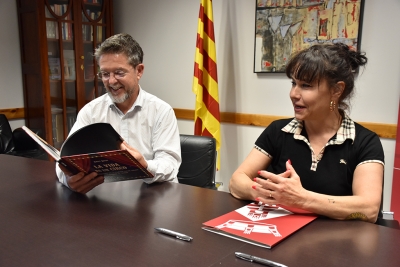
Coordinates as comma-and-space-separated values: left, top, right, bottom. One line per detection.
235, 252, 288, 267
154, 227, 193, 242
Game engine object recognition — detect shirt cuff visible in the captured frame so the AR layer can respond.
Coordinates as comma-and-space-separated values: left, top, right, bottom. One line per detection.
55, 164, 71, 189
142, 160, 157, 184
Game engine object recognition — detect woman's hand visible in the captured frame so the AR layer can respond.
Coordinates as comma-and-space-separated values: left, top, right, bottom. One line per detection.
251, 160, 383, 222
252, 160, 310, 209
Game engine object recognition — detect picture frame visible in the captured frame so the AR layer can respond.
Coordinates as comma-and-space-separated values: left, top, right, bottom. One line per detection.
254, 0, 365, 73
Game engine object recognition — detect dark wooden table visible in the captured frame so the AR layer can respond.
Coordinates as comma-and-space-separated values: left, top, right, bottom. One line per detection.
1, 154, 400, 266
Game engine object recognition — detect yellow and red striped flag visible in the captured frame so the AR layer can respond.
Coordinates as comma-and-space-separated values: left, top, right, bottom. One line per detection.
193, 0, 221, 170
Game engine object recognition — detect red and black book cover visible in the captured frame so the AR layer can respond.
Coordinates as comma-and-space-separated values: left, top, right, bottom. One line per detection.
61, 149, 153, 182
22, 123, 153, 182
202, 202, 317, 249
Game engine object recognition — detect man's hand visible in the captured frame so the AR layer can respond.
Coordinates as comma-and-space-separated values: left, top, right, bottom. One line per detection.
58, 164, 104, 194
120, 141, 148, 168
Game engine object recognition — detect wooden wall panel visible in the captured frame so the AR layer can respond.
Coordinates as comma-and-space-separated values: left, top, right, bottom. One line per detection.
1, 107, 396, 139
173, 108, 397, 139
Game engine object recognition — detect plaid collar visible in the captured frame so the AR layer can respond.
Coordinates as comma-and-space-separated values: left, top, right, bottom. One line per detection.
281, 113, 355, 145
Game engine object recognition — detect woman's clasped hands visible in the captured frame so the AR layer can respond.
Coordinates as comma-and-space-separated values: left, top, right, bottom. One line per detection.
252, 160, 310, 209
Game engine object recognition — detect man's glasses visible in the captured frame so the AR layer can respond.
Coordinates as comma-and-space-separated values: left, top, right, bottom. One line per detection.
97, 70, 128, 81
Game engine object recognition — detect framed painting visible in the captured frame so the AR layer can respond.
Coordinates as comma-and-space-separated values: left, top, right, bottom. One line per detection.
254, 0, 365, 73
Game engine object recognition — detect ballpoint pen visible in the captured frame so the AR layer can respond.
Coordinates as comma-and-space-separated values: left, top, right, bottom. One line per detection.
235, 252, 288, 267
154, 227, 193, 242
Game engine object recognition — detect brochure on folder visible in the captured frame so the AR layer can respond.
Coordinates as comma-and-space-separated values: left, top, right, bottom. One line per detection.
202, 202, 318, 249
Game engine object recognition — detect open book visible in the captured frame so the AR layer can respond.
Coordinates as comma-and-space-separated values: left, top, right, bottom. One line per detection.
202, 202, 317, 249
22, 123, 153, 182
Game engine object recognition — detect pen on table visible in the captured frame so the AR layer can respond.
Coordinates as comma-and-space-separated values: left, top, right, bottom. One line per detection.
235, 252, 288, 267
154, 227, 193, 242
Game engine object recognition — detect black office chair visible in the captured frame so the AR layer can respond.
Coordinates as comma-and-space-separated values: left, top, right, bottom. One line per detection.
375, 178, 399, 229
178, 134, 218, 189
0, 114, 48, 160
376, 212, 399, 229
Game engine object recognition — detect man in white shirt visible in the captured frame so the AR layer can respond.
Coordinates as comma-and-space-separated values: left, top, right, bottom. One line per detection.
56, 33, 181, 193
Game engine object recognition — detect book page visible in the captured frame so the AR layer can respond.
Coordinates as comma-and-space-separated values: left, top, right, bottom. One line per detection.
60, 123, 123, 156
21, 126, 61, 161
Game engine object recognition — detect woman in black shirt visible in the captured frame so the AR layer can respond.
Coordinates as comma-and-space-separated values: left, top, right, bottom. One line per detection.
229, 43, 384, 223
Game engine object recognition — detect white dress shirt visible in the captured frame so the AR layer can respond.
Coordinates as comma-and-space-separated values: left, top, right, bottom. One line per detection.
56, 87, 181, 186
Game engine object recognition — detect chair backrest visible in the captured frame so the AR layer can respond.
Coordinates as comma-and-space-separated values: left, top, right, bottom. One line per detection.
12, 127, 43, 151
0, 114, 47, 160
0, 114, 14, 154
178, 134, 217, 189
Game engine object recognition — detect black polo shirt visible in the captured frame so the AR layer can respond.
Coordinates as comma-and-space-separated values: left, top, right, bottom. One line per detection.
255, 116, 384, 196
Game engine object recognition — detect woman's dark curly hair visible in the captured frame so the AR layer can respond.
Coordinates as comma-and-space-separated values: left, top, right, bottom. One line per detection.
285, 43, 367, 112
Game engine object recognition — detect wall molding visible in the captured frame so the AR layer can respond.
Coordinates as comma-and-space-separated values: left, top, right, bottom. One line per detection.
0, 108, 25, 120
173, 108, 397, 139
1, 107, 396, 139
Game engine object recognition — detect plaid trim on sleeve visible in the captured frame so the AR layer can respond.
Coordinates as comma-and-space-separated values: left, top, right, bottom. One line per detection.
255, 145, 273, 159
358, 160, 385, 167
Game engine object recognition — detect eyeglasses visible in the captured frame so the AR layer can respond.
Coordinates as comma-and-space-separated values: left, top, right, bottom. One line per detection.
97, 70, 128, 81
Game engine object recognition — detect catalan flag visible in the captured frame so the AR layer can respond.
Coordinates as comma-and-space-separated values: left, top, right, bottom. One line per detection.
193, 0, 221, 170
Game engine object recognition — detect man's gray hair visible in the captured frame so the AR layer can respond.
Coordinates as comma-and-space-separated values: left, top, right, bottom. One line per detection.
94, 33, 143, 67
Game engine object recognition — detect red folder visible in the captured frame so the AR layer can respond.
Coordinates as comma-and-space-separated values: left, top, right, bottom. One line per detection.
202, 202, 317, 249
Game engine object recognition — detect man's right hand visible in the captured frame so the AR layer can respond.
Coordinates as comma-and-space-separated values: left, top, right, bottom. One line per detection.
58, 164, 104, 194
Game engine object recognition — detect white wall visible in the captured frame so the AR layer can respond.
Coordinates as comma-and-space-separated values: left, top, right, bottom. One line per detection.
113, 0, 400, 210
0, 0, 25, 129
2, 0, 399, 210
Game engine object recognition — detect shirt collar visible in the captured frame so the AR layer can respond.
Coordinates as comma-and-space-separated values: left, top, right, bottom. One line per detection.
281, 113, 356, 144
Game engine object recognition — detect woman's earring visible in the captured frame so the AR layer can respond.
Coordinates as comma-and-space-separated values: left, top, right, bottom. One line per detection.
330, 100, 336, 112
